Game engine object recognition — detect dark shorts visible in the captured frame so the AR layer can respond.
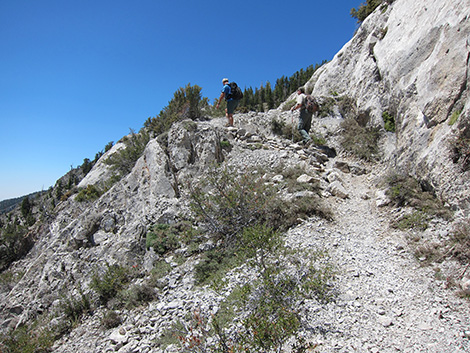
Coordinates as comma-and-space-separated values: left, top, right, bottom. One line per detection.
227, 99, 239, 115
298, 109, 312, 132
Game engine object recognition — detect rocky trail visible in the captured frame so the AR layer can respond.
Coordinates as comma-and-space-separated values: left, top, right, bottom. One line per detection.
2, 112, 469, 353
285, 159, 470, 352
53, 116, 470, 353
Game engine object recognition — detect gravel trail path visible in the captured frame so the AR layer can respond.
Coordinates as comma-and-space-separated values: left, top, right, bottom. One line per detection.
287, 162, 470, 352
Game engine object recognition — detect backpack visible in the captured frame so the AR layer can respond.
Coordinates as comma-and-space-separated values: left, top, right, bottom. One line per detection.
228, 82, 243, 100
304, 94, 319, 113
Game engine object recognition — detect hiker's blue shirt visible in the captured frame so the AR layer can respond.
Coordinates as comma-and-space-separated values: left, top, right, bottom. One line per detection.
222, 84, 232, 101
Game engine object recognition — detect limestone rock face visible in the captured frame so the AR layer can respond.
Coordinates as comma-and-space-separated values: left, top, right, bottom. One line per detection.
307, 0, 470, 211
78, 141, 125, 188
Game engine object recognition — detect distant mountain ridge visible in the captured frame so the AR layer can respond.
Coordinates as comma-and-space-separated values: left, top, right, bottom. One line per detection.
0, 193, 40, 215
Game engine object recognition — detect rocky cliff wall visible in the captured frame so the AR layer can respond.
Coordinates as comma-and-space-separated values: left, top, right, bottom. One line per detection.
307, 0, 470, 213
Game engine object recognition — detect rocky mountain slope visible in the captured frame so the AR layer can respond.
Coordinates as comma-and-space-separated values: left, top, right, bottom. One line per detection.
1, 0, 470, 352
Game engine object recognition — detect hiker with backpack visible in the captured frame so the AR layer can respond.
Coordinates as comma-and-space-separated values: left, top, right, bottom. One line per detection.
290, 87, 318, 145
216, 78, 243, 127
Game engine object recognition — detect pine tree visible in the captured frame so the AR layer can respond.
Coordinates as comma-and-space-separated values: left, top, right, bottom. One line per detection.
265, 81, 274, 110
21, 197, 32, 220
145, 83, 207, 135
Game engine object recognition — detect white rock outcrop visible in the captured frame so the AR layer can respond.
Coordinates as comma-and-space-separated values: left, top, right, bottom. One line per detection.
307, 0, 470, 212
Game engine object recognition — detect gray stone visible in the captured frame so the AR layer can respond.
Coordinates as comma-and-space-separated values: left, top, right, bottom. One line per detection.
327, 181, 349, 199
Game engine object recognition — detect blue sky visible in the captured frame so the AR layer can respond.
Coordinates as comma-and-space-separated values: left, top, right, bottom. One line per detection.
0, 0, 359, 201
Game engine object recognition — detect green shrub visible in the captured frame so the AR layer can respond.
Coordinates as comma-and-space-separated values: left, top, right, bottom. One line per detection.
380, 26, 389, 39
190, 165, 331, 246
447, 220, 470, 264
190, 166, 275, 246
414, 241, 443, 264
149, 260, 173, 284
393, 211, 429, 231
91, 263, 130, 304
146, 224, 180, 255
350, 0, 384, 22
219, 140, 231, 150
157, 327, 181, 350
144, 84, 209, 136
0, 222, 33, 271
284, 123, 303, 142
282, 99, 296, 112
0, 320, 54, 353
209, 242, 334, 352
241, 298, 300, 352
192, 233, 248, 285
318, 97, 338, 118
451, 125, 470, 172
448, 110, 462, 126
311, 133, 326, 145
340, 118, 381, 161
75, 184, 103, 202
60, 290, 91, 325
270, 117, 286, 136
101, 310, 122, 329
115, 283, 156, 309
104, 129, 150, 178
382, 111, 396, 132
385, 174, 452, 221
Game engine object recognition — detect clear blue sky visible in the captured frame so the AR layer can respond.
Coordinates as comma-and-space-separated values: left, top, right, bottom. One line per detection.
0, 0, 359, 201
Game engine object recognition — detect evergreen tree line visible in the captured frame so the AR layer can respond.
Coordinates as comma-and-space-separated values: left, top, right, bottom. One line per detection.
143, 62, 326, 137
237, 62, 327, 113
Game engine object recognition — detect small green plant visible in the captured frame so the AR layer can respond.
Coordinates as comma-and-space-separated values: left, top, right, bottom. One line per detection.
311, 133, 326, 146
414, 242, 443, 264
447, 220, 470, 264
380, 26, 389, 39
194, 247, 242, 285
146, 224, 180, 255
385, 174, 452, 221
318, 97, 337, 118
448, 109, 461, 126
382, 111, 396, 132
157, 327, 181, 350
340, 118, 381, 161
60, 290, 92, 325
91, 263, 130, 304
75, 184, 103, 202
101, 310, 122, 329
115, 283, 156, 309
270, 117, 286, 136
451, 126, 470, 171
219, 140, 231, 150
104, 129, 150, 178
0, 320, 55, 353
393, 211, 429, 231
283, 123, 303, 142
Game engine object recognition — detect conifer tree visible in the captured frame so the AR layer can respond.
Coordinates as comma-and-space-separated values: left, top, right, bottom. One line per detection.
265, 81, 274, 110
145, 83, 207, 135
